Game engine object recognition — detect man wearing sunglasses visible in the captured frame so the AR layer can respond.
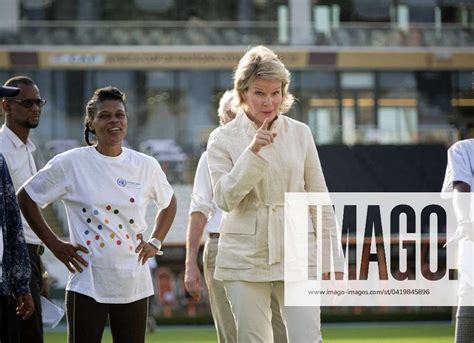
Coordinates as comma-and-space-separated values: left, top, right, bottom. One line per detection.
0, 77, 45, 343
0, 83, 35, 343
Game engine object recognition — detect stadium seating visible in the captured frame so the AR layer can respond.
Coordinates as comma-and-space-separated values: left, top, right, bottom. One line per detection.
139, 139, 187, 184
1, 22, 472, 47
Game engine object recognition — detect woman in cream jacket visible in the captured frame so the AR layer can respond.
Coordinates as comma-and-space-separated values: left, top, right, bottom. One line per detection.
207, 46, 343, 343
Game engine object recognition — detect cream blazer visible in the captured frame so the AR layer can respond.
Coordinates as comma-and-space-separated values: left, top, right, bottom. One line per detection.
207, 111, 343, 282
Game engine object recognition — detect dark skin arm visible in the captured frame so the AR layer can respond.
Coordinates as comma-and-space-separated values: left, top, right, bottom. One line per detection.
17, 188, 89, 273
15, 293, 35, 320
136, 194, 177, 265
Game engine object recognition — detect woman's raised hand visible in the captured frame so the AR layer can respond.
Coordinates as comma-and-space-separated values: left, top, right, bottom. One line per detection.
249, 118, 277, 154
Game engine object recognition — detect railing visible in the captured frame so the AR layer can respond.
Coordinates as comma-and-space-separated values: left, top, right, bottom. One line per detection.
0, 20, 280, 46
0, 20, 471, 46
316, 124, 458, 145
319, 22, 474, 47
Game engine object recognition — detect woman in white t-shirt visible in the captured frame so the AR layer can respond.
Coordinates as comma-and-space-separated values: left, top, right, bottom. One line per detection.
17, 86, 177, 343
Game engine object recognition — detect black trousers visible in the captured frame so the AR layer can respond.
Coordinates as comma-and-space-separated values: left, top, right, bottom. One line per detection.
0, 295, 19, 343
11, 246, 43, 343
65, 291, 148, 343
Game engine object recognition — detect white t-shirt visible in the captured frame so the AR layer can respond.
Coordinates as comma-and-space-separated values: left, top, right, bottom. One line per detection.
189, 151, 223, 234
0, 125, 41, 244
24, 146, 174, 303
442, 139, 474, 287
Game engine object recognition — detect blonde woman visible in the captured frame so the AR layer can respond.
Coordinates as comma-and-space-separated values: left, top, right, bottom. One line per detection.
207, 46, 343, 343
185, 90, 287, 343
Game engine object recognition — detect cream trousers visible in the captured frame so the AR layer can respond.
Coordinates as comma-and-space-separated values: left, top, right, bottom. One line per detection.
224, 280, 322, 343
204, 237, 288, 343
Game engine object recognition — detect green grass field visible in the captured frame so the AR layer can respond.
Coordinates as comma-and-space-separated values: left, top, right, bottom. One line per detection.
44, 322, 454, 342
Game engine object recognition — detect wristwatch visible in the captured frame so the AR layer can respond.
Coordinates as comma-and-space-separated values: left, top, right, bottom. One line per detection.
148, 238, 163, 256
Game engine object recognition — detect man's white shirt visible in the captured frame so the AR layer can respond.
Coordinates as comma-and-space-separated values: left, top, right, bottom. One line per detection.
189, 151, 223, 234
0, 124, 41, 244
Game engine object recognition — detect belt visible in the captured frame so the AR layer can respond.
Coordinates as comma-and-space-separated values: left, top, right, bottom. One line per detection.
261, 202, 284, 265
208, 232, 220, 239
27, 244, 45, 256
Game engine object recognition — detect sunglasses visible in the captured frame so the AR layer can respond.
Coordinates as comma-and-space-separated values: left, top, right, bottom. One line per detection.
8, 98, 47, 108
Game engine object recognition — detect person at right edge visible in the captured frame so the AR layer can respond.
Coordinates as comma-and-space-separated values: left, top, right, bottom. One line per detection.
184, 90, 288, 342
207, 45, 344, 343
442, 138, 474, 343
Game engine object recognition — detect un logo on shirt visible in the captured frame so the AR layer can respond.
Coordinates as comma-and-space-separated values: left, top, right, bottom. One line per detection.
117, 178, 127, 187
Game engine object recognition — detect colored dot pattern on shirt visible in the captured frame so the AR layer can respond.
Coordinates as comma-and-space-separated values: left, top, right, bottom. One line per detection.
81, 205, 137, 252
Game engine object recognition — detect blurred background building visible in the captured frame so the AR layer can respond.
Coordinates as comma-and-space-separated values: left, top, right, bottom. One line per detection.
0, 0, 473, 323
